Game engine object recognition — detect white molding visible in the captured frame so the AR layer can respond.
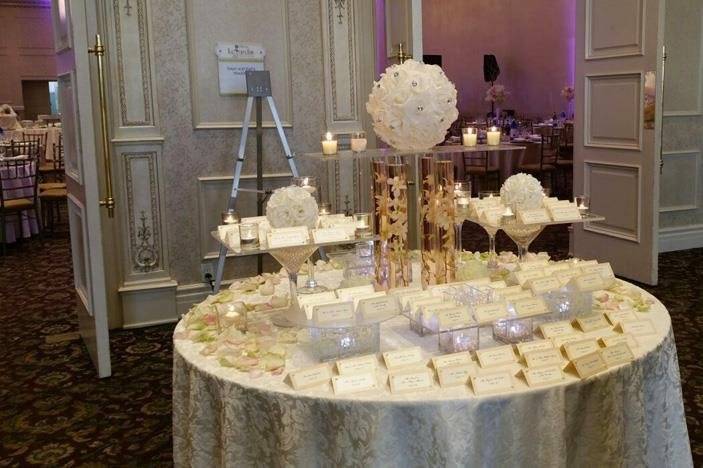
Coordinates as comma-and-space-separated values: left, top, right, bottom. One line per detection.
659, 224, 703, 252
663, 5, 703, 117
659, 150, 700, 213
67, 193, 92, 313
585, 0, 644, 60
119, 279, 178, 328
58, 71, 83, 184
176, 280, 234, 317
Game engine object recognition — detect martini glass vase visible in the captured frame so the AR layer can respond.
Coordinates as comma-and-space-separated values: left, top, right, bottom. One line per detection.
482, 224, 500, 269
502, 221, 545, 262
269, 244, 318, 325
292, 176, 328, 295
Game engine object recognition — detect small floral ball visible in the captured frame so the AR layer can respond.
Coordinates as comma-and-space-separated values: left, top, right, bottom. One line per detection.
266, 186, 318, 229
500, 173, 545, 211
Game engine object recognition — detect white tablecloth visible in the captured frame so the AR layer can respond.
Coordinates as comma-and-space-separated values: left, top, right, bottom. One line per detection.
172, 271, 692, 467
1, 161, 39, 243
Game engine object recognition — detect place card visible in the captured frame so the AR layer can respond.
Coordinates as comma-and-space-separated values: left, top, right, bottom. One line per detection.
605, 309, 637, 326
517, 259, 549, 271
523, 365, 565, 388
358, 295, 399, 320
620, 319, 657, 337
581, 262, 615, 281
352, 292, 387, 310
388, 286, 423, 297
548, 205, 582, 222
437, 307, 473, 330
332, 373, 379, 395
514, 269, 545, 287
423, 302, 459, 317
407, 297, 444, 318
543, 197, 561, 206
267, 226, 310, 248
465, 277, 493, 287
432, 351, 473, 370
552, 333, 585, 349
575, 259, 599, 267
336, 284, 376, 301
513, 297, 548, 318
389, 369, 434, 394
543, 263, 571, 276
526, 277, 561, 295
540, 320, 575, 338
311, 227, 351, 244
336, 354, 378, 376
516, 339, 554, 357
555, 269, 582, 285
218, 224, 239, 240
568, 273, 606, 292
523, 348, 564, 368
474, 301, 509, 324
563, 339, 600, 361
475, 344, 516, 368
298, 291, 336, 306
471, 371, 514, 396
600, 342, 635, 367
571, 351, 608, 379
501, 290, 534, 302
479, 207, 505, 226
312, 301, 354, 325
289, 364, 332, 390
600, 333, 638, 349
398, 291, 431, 310
574, 313, 611, 332
518, 208, 551, 225
383, 347, 424, 371
437, 364, 477, 388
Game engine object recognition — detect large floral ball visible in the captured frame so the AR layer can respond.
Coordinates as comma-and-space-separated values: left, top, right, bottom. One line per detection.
500, 173, 544, 211
266, 186, 318, 229
366, 59, 458, 151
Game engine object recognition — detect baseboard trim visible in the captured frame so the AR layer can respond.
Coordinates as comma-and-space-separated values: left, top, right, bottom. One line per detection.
176, 280, 234, 317
659, 224, 703, 253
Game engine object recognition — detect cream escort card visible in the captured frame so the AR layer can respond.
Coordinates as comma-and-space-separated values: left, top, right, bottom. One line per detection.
289, 364, 332, 390
398, 291, 431, 309
474, 301, 509, 324
352, 292, 387, 310
516, 339, 554, 357
336, 284, 376, 301
312, 301, 354, 325
501, 290, 534, 302
471, 371, 514, 396
513, 269, 545, 286
436, 307, 473, 330
523, 348, 564, 368
620, 319, 657, 336
498, 285, 524, 296
555, 269, 582, 285
299, 292, 339, 320
523, 365, 565, 388
581, 263, 615, 282
437, 364, 477, 388
548, 204, 582, 222
552, 333, 585, 349
543, 263, 571, 276
540, 320, 575, 338
431, 351, 473, 370
332, 373, 379, 395
600, 342, 635, 367
563, 339, 601, 361
568, 273, 606, 292
488, 280, 508, 289
600, 333, 638, 349
605, 309, 637, 326
571, 351, 608, 379
267, 226, 310, 248
518, 208, 551, 225
576, 259, 599, 267
336, 354, 378, 376
527, 277, 561, 295
388, 369, 434, 394
218, 224, 239, 241
574, 313, 611, 332
358, 295, 399, 320
311, 227, 351, 244
388, 286, 423, 297
383, 347, 424, 371
517, 259, 549, 271
513, 297, 548, 318
475, 344, 516, 368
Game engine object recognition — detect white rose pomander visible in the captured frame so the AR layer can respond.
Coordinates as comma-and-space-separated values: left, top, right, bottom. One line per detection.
500, 173, 544, 211
366, 59, 459, 151
265, 186, 318, 229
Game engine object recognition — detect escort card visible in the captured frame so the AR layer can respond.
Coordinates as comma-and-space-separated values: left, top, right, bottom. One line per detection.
571, 351, 608, 379
620, 319, 657, 336
389, 369, 434, 394
437, 307, 473, 330
312, 301, 354, 325
568, 273, 606, 292
218, 224, 239, 241
471, 371, 514, 396
474, 301, 509, 324
332, 373, 379, 395
605, 309, 637, 326
523, 365, 565, 388
336, 284, 376, 301
311, 227, 351, 244
552, 333, 585, 349
548, 205, 582, 222
516, 339, 554, 357
543, 197, 561, 206
289, 364, 332, 390
501, 290, 534, 302
465, 277, 492, 287
398, 291, 431, 309
523, 348, 563, 368
352, 292, 387, 310
388, 286, 423, 297
358, 295, 399, 320
437, 364, 477, 388
600, 342, 635, 367
555, 269, 583, 285
383, 347, 424, 371
422, 303, 459, 317
479, 207, 505, 226
299, 291, 340, 320
600, 333, 638, 349
514, 297, 548, 318
543, 263, 571, 276
518, 208, 551, 225
475, 344, 517, 368
431, 351, 473, 370
517, 259, 549, 271
563, 339, 601, 360
514, 269, 546, 286
497, 285, 524, 296
488, 280, 508, 289
576, 259, 599, 267
574, 313, 611, 332
336, 354, 378, 375
527, 277, 561, 295
267, 226, 310, 248
582, 263, 615, 281
540, 320, 575, 338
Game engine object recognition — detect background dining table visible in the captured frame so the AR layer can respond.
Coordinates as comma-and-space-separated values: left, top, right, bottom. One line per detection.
0, 158, 40, 243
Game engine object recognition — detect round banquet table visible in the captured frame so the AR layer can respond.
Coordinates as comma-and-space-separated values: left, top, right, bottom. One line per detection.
172, 270, 692, 467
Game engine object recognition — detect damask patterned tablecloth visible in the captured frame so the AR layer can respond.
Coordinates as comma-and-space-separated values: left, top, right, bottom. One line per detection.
172, 273, 692, 467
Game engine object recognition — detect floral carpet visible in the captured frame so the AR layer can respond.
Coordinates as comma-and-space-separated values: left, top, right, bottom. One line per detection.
0, 222, 700, 466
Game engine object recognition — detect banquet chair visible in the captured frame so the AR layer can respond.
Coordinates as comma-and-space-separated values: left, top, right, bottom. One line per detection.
38, 140, 66, 233
554, 123, 574, 197
22, 132, 46, 160
38, 141, 66, 193
518, 129, 559, 189
463, 150, 500, 194
0, 156, 41, 254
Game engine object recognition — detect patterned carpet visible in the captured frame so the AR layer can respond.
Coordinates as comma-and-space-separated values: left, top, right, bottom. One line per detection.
0, 222, 700, 466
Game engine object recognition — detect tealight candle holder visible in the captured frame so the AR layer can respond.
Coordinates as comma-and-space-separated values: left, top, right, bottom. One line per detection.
350, 131, 367, 152
486, 126, 501, 146
354, 212, 373, 239
293, 176, 317, 196
239, 223, 259, 250
321, 131, 338, 155
462, 127, 477, 147
575, 195, 590, 217
492, 317, 534, 344
221, 209, 240, 225
318, 202, 331, 216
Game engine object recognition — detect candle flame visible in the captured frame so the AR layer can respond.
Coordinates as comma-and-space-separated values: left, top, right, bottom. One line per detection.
325, 132, 333, 141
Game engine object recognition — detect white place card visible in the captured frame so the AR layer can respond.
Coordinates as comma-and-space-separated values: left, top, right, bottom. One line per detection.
336, 354, 378, 376
540, 320, 575, 339
398, 291, 431, 309
432, 351, 473, 370
383, 347, 424, 371
518, 208, 551, 225
471, 371, 514, 396
523, 365, 565, 388
475, 344, 516, 368
407, 296, 443, 313
514, 269, 545, 286
474, 301, 509, 324
289, 364, 332, 390
582, 262, 615, 280
437, 307, 473, 330
571, 351, 608, 379
552, 333, 585, 349
218, 224, 239, 240
555, 269, 582, 285
501, 290, 534, 302
358, 295, 399, 320
605, 309, 637, 326
267, 226, 310, 248
513, 297, 548, 318
563, 339, 601, 361
568, 273, 606, 292
312, 301, 354, 325
527, 277, 561, 295
479, 207, 505, 226
574, 313, 611, 332
298, 291, 337, 306
620, 319, 657, 336
523, 348, 564, 368
388, 286, 423, 297
600, 333, 638, 349
311, 227, 351, 244
437, 364, 477, 388
548, 205, 582, 222
600, 342, 635, 367
543, 263, 571, 276
332, 373, 379, 395
422, 303, 460, 321
516, 339, 554, 357
389, 369, 434, 394
517, 260, 549, 271
575, 259, 599, 267
543, 197, 561, 206
336, 284, 376, 301
352, 292, 387, 310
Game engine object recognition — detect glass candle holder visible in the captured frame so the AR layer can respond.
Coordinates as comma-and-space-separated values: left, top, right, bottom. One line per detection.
318, 202, 332, 216
453, 181, 471, 254
542, 187, 551, 198
350, 131, 367, 152
462, 127, 477, 147
221, 209, 240, 225
321, 132, 338, 155
354, 212, 373, 239
292, 176, 317, 197
239, 223, 259, 250
575, 195, 590, 217
486, 126, 501, 146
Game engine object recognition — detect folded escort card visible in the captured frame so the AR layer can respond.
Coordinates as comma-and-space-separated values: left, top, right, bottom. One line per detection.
488, 280, 508, 289
570, 351, 608, 379
436, 307, 473, 330
501, 290, 534, 302
471, 371, 514, 396
568, 273, 606, 292
311, 227, 351, 244
555, 269, 582, 286
513, 269, 545, 286
336, 284, 376, 301
474, 301, 509, 324
604, 309, 637, 326
599, 342, 635, 367
581, 262, 616, 287
475, 344, 516, 368
551, 333, 585, 349
516, 339, 554, 357
437, 364, 477, 388
526, 276, 561, 295
267, 226, 310, 248
383, 346, 424, 371
548, 204, 582, 222
523, 365, 565, 388
540, 320, 575, 338
574, 313, 611, 332
431, 351, 473, 370
523, 348, 564, 368
332, 373, 379, 395
289, 364, 332, 390
357, 295, 399, 321
600, 333, 638, 349
563, 338, 600, 361
388, 369, 434, 394
517, 208, 551, 225
312, 301, 354, 325
336, 354, 378, 376
619, 319, 656, 336
543, 263, 571, 276
513, 297, 548, 318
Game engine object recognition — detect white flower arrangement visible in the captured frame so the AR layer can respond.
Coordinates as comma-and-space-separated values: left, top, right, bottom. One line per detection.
0, 104, 15, 115
366, 59, 458, 151
561, 85, 575, 102
500, 173, 544, 211
265, 186, 318, 229
485, 84, 509, 104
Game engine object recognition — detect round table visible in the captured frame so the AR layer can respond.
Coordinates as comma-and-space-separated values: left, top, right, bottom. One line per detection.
172, 270, 692, 467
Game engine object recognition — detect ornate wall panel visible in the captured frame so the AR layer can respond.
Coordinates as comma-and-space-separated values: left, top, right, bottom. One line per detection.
67, 193, 92, 313
586, 0, 644, 59
585, 73, 642, 150
660, 150, 699, 212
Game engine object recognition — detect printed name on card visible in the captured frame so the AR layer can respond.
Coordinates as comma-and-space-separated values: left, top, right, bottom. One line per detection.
501, 291, 534, 302
267, 227, 310, 248
388, 369, 434, 394
604, 309, 637, 326
548, 205, 582, 222
311, 228, 351, 244
600, 333, 638, 349
518, 208, 551, 225
555, 269, 582, 285
513, 297, 548, 318
436, 307, 473, 330
336, 354, 378, 376
527, 277, 561, 295
569, 273, 606, 292
383, 347, 424, 371
552, 333, 585, 349
574, 313, 611, 332
289, 364, 332, 390
358, 295, 399, 320
336, 284, 376, 301
563, 339, 600, 361
474, 301, 509, 324
437, 364, 477, 388
620, 319, 657, 336
517, 260, 549, 271
571, 351, 608, 379
600, 342, 635, 367
540, 320, 576, 338
514, 269, 545, 286
523, 348, 564, 368
475, 344, 516, 368
312, 301, 354, 325
332, 373, 378, 395
516, 339, 554, 357
523, 365, 565, 388
471, 371, 514, 396
432, 351, 473, 370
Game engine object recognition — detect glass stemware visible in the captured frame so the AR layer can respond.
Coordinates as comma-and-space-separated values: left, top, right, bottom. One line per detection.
501, 205, 545, 262
292, 176, 328, 294
269, 244, 319, 325
453, 181, 471, 257
478, 191, 501, 269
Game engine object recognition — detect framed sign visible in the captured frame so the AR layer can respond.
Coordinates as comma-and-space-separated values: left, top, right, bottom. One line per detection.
216, 43, 266, 95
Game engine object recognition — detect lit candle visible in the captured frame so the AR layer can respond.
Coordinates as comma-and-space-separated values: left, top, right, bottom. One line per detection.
350, 131, 367, 152
321, 132, 338, 155
575, 195, 590, 217
221, 209, 240, 225
456, 196, 470, 207
462, 127, 477, 147
239, 223, 259, 250
486, 126, 501, 146
354, 212, 372, 238
502, 206, 514, 217
318, 202, 331, 216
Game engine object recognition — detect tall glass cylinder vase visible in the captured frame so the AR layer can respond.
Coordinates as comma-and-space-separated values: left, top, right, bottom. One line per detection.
371, 159, 390, 289
434, 159, 456, 284
420, 156, 438, 287
386, 159, 411, 288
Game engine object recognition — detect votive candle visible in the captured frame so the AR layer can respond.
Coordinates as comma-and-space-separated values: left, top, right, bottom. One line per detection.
487, 126, 501, 146
321, 132, 338, 155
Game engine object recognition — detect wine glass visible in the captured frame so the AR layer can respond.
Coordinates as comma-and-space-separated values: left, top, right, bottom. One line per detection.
453, 181, 471, 257
501, 203, 545, 262
291, 176, 328, 294
478, 191, 501, 269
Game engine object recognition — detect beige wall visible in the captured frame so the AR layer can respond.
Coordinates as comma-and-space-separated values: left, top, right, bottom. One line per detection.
0, 2, 57, 115
422, 0, 575, 119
